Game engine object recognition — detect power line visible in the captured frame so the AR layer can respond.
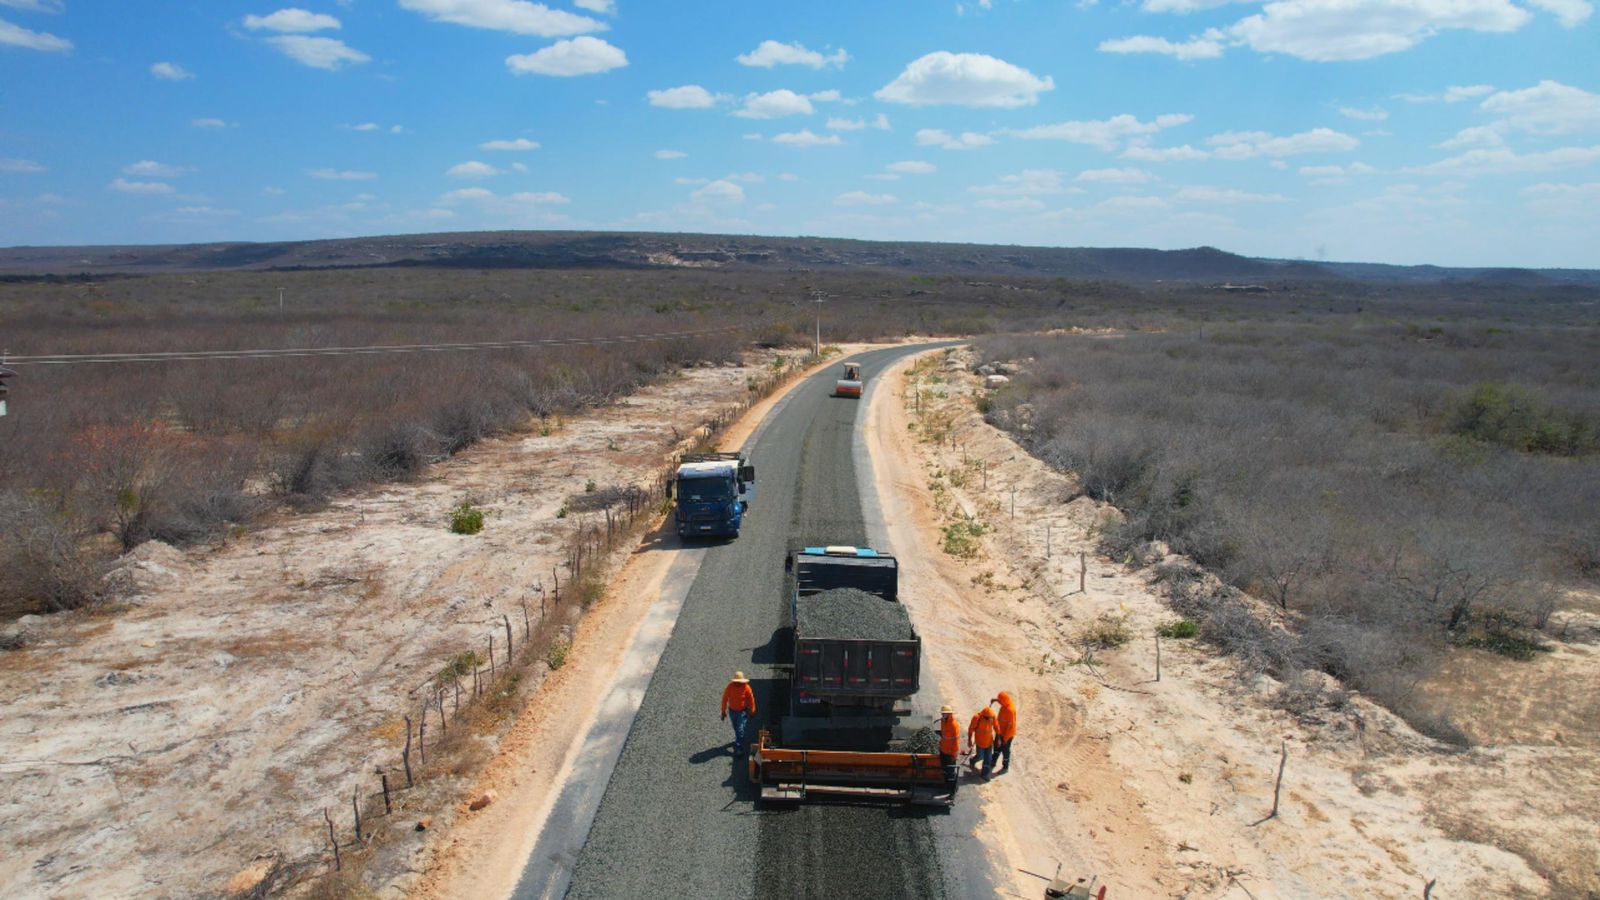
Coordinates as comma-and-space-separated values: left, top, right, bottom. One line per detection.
2, 323, 753, 367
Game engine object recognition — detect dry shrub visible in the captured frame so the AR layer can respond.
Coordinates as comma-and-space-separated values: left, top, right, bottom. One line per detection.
0, 494, 100, 615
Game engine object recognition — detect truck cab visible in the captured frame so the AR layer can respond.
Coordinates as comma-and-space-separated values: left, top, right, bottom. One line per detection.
672, 452, 755, 538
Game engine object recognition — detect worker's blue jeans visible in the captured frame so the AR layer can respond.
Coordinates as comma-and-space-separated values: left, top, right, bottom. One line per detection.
994, 737, 1013, 770
728, 709, 750, 752
972, 744, 995, 777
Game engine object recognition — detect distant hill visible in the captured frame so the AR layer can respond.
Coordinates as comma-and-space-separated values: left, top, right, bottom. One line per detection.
0, 230, 1594, 286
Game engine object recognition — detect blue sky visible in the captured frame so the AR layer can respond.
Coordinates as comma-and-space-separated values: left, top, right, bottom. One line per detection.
1, 0, 1596, 267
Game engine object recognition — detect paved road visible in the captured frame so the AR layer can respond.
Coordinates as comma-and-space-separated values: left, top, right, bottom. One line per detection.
518, 344, 972, 899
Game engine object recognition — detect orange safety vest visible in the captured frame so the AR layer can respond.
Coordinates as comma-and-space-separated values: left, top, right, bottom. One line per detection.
939, 716, 960, 755
996, 693, 1017, 741
721, 681, 755, 716
970, 708, 997, 749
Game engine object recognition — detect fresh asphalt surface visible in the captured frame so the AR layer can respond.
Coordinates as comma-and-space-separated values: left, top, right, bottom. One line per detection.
515, 343, 986, 900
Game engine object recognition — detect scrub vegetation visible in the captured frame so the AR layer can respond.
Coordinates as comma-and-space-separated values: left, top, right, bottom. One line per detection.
979, 308, 1600, 735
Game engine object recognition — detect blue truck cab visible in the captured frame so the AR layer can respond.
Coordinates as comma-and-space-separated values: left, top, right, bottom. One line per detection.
673, 452, 756, 538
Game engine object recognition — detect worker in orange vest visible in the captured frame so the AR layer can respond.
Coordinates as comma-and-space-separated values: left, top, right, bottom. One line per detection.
992, 691, 1018, 773
721, 671, 756, 755
968, 703, 999, 779
938, 704, 961, 793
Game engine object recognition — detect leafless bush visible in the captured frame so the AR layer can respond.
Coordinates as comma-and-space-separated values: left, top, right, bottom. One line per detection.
0, 494, 101, 615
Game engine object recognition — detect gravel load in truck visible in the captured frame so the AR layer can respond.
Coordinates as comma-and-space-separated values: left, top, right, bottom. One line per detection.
796, 586, 915, 641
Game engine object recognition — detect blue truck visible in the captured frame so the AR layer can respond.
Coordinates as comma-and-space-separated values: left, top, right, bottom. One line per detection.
672, 452, 755, 538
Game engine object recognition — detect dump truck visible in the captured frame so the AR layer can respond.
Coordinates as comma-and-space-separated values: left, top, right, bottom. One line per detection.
749, 546, 954, 805
834, 361, 863, 398
671, 452, 755, 538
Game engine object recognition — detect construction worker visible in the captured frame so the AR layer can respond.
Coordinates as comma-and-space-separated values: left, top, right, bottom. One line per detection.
968, 703, 999, 779
992, 691, 1018, 773
720, 671, 756, 755
938, 705, 961, 793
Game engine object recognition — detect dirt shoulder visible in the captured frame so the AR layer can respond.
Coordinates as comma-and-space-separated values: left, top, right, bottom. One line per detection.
866, 347, 1588, 898
0, 347, 876, 900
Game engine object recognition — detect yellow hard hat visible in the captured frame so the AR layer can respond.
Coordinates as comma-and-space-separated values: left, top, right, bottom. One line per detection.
732, 671, 749, 682
940, 704, 954, 714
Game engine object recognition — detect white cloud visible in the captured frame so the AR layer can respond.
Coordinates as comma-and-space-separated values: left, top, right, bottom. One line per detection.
1076, 167, 1154, 183
770, 129, 842, 147
1401, 84, 1497, 103
308, 168, 377, 180
655, 149, 687, 159
510, 161, 528, 172
1228, 0, 1530, 62
262, 186, 286, 195
480, 137, 541, 150
1206, 127, 1358, 158
345, 122, 380, 131
191, 117, 230, 128
0, 158, 46, 173
887, 160, 936, 174
1175, 185, 1288, 202
573, 0, 615, 13
0, 1, 65, 11
398, 0, 605, 36
1339, 106, 1388, 121
1122, 143, 1211, 162
971, 169, 1069, 196
872, 113, 891, 130
734, 89, 814, 119
827, 117, 867, 130
447, 160, 501, 178
808, 89, 843, 103
1446, 84, 1496, 102
1005, 114, 1192, 151
266, 35, 370, 70
1299, 162, 1377, 176
509, 191, 568, 203
0, 18, 72, 52
108, 178, 174, 194
506, 36, 626, 76
1521, 181, 1600, 215
440, 187, 497, 202
123, 160, 186, 178
1479, 81, 1600, 135
1408, 144, 1600, 176
243, 9, 341, 32
1098, 33, 1225, 60
779, 173, 798, 181
835, 191, 897, 206
975, 197, 1047, 211
875, 51, 1054, 108
691, 179, 745, 205
736, 39, 849, 69
150, 61, 193, 80
1437, 126, 1504, 149
647, 84, 716, 108
674, 177, 710, 186
724, 172, 764, 183
1524, 0, 1592, 26
915, 128, 995, 150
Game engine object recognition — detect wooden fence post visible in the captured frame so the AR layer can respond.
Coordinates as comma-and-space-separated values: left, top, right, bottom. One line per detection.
503, 613, 514, 657
380, 769, 392, 815
324, 808, 340, 871
402, 715, 414, 787
352, 785, 363, 842
1079, 552, 1087, 593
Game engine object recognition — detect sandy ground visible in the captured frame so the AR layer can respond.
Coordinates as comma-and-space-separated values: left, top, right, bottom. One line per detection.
865, 347, 1598, 899
0, 350, 841, 900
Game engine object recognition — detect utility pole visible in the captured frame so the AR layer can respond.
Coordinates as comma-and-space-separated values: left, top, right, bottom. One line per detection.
810, 290, 827, 357
278, 287, 284, 315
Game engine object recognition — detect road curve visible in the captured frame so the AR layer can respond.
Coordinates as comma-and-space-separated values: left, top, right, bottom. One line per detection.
515, 343, 966, 899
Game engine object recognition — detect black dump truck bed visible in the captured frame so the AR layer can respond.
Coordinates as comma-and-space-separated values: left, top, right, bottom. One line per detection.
790, 550, 920, 706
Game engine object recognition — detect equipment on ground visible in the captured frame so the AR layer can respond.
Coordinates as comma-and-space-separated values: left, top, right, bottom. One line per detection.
834, 362, 863, 398
671, 452, 755, 538
0, 365, 13, 418
750, 546, 952, 805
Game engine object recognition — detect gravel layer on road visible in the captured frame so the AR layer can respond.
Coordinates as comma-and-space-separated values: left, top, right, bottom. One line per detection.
904, 726, 940, 755
796, 587, 914, 641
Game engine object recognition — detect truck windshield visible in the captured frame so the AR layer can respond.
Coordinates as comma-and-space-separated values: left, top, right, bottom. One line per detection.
679, 476, 734, 502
